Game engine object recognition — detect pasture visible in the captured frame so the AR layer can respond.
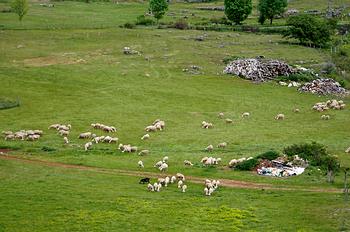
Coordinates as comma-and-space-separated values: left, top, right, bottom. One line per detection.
0, 0, 350, 231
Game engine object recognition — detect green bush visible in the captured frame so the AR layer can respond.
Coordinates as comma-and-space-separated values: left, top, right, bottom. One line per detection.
0, 97, 20, 110
256, 150, 279, 160
173, 19, 188, 30
235, 158, 259, 170
122, 22, 135, 29
224, 0, 252, 25
277, 72, 316, 82
135, 15, 154, 26
284, 15, 335, 48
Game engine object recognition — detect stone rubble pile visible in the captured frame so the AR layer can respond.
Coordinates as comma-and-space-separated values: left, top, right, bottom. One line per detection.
223, 59, 295, 82
299, 78, 349, 96
312, 99, 346, 112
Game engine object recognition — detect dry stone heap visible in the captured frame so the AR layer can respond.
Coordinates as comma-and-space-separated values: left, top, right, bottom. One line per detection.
223, 59, 295, 82
299, 78, 349, 96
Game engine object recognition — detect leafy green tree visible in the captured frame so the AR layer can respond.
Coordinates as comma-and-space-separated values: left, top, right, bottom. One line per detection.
257, 0, 287, 25
284, 14, 335, 47
149, 0, 168, 22
11, 0, 28, 21
224, 0, 252, 25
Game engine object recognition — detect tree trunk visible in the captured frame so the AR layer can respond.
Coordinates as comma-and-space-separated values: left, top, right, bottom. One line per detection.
327, 169, 334, 183
270, 18, 273, 25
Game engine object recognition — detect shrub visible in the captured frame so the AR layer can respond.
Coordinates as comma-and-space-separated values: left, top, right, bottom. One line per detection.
277, 72, 316, 82
258, 0, 287, 25
149, 0, 168, 21
284, 15, 334, 48
235, 158, 259, 170
173, 19, 188, 30
0, 97, 20, 110
224, 0, 252, 25
122, 22, 135, 29
135, 15, 154, 26
256, 150, 279, 160
11, 0, 28, 21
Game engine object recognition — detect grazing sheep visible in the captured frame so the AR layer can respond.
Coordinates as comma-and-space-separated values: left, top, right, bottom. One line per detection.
153, 120, 165, 130
217, 142, 227, 148
63, 136, 69, 144
109, 137, 119, 144
176, 173, 185, 181
145, 125, 157, 132
225, 118, 233, 123
204, 187, 210, 196
33, 130, 43, 135
58, 125, 70, 131
164, 176, 170, 187
138, 160, 144, 168
158, 178, 166, 186
147, 183, 154, 191
345, 147, 350, 153
275, 113, 285, 120
218, 112, 224, 118
159, 163, 168, 172
27, 134, 40, 141
178, 180, 184, 189
130, 146, 138, 152
79, 132, 92, 139
321, 115, 330, 120
242, 112, 250, 118
92, 136, 104, 144
205, 144, 214, 152
228, 157, 247, 167
184, 160, 193, 166
181, 185, 187, 193
48, 124, 60, 130
141, 134, 150, 140
84, 142, 92, 151
163, 156, 169, 163
58, 130, 69, 136
138, 150, 149, 156
170, 176, 177, 184
2, 131, 13, 136
154, 183, 161, 192
4, 134, 15, 140
201, 121, 213, 129
293, 108, 300, 113
154, 160, 163, 168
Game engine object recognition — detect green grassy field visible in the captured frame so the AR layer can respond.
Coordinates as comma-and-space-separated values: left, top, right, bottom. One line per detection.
0, 0, 350, 230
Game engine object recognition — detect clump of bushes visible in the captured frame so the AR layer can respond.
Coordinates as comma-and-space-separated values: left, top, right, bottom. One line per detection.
256, 150, 279, 160
277, 72, 316, 82
235, 158, 259, 171
135, 15, 155, 26
173, 19, 188, 30
0, 97, 20, 110
122, 22, 135, 29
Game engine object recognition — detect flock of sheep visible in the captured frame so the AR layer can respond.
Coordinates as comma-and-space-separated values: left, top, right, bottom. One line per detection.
1, 99, 349, 196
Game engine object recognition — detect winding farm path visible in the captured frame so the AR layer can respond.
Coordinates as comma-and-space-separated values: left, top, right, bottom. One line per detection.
0, 154, 342, 193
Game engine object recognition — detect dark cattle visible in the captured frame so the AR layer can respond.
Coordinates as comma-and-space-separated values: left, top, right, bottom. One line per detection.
139, 178, 150, 184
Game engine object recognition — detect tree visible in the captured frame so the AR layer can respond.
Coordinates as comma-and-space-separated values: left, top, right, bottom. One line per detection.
257, 0, 287, 25
11, 0, 28, 22
284, 14, 335, 47
224, 0, 252, 25
149, 0, 168, 22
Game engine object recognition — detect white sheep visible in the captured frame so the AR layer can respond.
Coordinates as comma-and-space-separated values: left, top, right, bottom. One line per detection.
58, 130, 69, 136
48, 124, 60, 130
178, 180, 184, 189
141, 134, 150, 140
205, 144, 214, 152
293, 108, 300, 113
218, 112, 224, 118
154, 160, 163, 167
138, 160, 144, 168
275, 113, 285, 120
138, 150, 149, 156
204, 187, 210, 196
321, 115, 330, 120
159, 163, 168, 172
145, 125, 157, 132
225, 118, 233, 123
84, 142, 92, 151
170, 176, 177, 184
345, 147, 350, 153
176, 173, 185, 181
242, 112, 250, 118
27, 134, 40, 141
154, 182, 161, 192
164, 176, 170, 187
217, 142, 227, 148
147, 183, 154, 192
181, 185, 187, 193
184, 160, 193, 166
4, 134, 15, 140
79, 132, 92, 139
162, 156, 169, 163
63, 136, 69, 144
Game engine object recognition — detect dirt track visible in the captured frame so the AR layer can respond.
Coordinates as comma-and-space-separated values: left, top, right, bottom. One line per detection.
0, 155, 342, 193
